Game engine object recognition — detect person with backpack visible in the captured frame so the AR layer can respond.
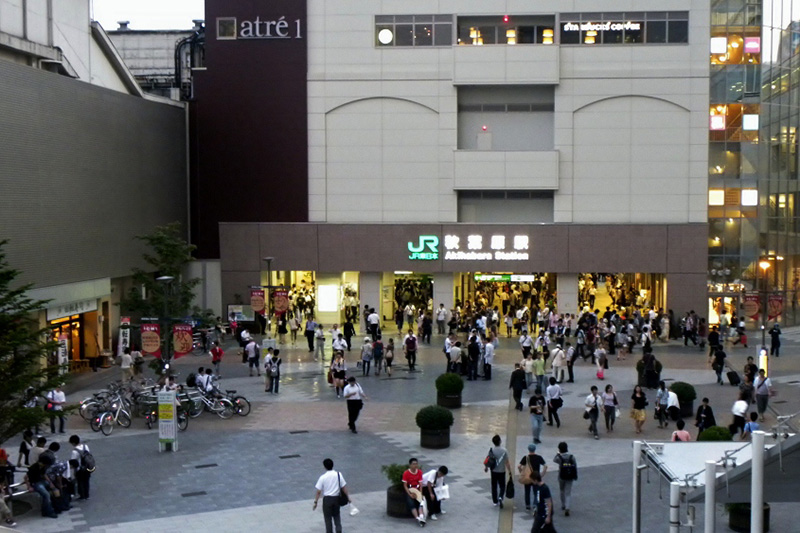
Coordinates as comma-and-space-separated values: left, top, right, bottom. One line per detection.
484, 435, 512, 508
553, 441, 578, 517
372, 336, 385, 376
518, 443, 547, 511
68, 435, 94, 500
403, 329, 418, 371
360, 337, 373, 377
265, 349, 282, 394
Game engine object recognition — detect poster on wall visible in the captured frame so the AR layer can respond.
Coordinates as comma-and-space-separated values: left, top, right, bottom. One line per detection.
743, 293, 761, 321
118, 317, 131, 358
172, 324, 194, 358
273, 289, 289, 316
141, 324, 162, 358
250, 289, 266, 315
768, 294, 784, 321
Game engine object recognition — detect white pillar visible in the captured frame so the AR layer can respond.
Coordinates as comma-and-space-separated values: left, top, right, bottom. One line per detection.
359, 272, 381, 335
704, 460, 716, 533
433, 273, 454, 313
557, 273, 579, 316
669, 481, 681, 533
632, 440, 643, 533
751, 430, 765, 533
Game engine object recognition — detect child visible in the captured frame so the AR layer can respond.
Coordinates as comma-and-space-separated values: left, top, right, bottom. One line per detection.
742, 412, 760, 440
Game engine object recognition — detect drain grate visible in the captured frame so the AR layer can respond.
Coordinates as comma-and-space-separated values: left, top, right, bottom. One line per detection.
181, 491, 207, 498
773, 400, 787, 404
195, 463, 218, 469
289, 430, 309, 434
279, 454, 301, 459
787, 380, 800, 384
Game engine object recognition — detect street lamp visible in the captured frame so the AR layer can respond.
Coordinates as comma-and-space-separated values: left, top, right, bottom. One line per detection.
758, 260, 771, 350
263, 257, 274, 337
156, 275, 175, 373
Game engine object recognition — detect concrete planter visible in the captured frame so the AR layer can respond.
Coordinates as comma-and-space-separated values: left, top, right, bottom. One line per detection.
386, 484, 412, 518
437, 391, 462, 409
420, 427, 451, 449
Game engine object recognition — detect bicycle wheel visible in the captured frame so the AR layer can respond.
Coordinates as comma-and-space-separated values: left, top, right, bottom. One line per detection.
177, 412, 189, 431
188, 401, 203, 418
145, 412, 155, 429
100, 413, 115, 436
216, 399, 234, 419
233, 396, 251, 416
90, 414, 103, 432
118, 410, 132, 428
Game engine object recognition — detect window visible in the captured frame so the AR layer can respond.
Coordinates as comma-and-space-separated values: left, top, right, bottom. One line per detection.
709, 190, 725, 206
456, 15, 555, 46
375, 15, 453, 47
559, 11, 688, 45
216, 17, 237, 40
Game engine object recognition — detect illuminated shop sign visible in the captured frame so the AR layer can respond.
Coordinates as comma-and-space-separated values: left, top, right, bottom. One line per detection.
216, 16, 303, 40
408, 234, 530, 261
562, 21, 641, 32
475, 274, 536, 282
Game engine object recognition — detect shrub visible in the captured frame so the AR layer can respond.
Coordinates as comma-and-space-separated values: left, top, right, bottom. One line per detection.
415, 405, 455, 430
435, 373, 464, 395
670, 381, 696, 404
381, 463, 406, 487
697, 426, 733, 442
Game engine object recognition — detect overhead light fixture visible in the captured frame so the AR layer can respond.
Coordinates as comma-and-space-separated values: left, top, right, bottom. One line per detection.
741, 189, 758, 206
710, 37, 727, 54
709, 189, 725, 206
378, 28, 394, 45
742, 114, 759, 131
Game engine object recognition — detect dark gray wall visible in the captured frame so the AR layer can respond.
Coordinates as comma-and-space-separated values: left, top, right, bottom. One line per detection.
0, 59, 187, 288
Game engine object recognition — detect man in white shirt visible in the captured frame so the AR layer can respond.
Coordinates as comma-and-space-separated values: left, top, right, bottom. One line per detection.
666, 387, 680, 422
47, 385, 66, 434
483, 337, 495, 380
753, 369, 774, 422
343, 377, 367, 433
332, 334, 348, 354
69, 435, 92, 500
119, 348, 133, 383
367, 308, 380, 341
730, 396, 749, 436
313, 458, 350, 533
448, 342, 462, 375
519, 332, 533, 357
423, 465, 449, 521
585, 386, 601, 439
443, 334, 454, 373
436, 304, 448, 335
550, 345, 566, 384
246, 339, 260, 377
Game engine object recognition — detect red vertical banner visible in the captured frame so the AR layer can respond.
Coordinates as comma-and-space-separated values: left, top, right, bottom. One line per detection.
172, 324, 194, 359
743, 294, 761, 321
273, 288, 289, 316
768, 295, 784, 321
141, 324, 162, 358
251, 289, 266, 315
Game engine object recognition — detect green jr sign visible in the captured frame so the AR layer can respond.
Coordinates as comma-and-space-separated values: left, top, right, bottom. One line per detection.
408, 235, 439, 260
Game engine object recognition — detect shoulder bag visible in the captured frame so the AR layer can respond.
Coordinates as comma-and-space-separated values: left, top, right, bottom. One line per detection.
337, 473, 349, 506
518, 456, 534, 485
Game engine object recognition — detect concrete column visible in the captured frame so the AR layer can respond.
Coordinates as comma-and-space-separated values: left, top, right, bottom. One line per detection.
704, 460, 717, 533
359, 272, 381, 335
669, 481, 681, 533
751, 431, 765, 533
666, 273, 707, 320
433, 273, 455, 312
557, 273, 578, 316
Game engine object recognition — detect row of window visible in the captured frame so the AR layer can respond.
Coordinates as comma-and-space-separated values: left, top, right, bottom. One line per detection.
375, 12, 689, 47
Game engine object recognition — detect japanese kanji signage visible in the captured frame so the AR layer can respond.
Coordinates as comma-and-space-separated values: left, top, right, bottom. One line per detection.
408, 233, 530, 261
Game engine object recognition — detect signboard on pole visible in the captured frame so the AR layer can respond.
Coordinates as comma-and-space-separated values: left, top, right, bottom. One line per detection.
117, 317, 131, 358
743, 294, 760, 321
157, 391, 177, 451
57, 334, 69, 375
172, 324, 194, 359
767, 295, 784, 321
141, 324, 162, 358
273, 288, 289, 316
251, 289, 266, 315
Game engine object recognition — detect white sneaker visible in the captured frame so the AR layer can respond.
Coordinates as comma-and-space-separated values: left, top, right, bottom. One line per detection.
440, 510, 446, 514
430, 514, 438, 521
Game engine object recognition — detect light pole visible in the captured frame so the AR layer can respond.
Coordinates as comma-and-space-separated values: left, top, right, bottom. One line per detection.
263, 257, 274, 337
156, 275, 175, 373
758, 260, 771, 351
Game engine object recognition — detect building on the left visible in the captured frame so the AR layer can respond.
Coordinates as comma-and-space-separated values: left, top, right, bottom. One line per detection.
0, 0, 188, 372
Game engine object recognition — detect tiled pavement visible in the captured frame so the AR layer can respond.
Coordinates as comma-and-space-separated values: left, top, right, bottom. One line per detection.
7, 328, 800, 533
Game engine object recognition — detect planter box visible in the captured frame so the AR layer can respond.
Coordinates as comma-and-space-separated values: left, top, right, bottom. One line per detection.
386, 484, 412, 518
420, 427, 451, 449
437, 391, 462, 409
679, 400, 694, 419
729, 503, 770, 532
637, 371, 661, 390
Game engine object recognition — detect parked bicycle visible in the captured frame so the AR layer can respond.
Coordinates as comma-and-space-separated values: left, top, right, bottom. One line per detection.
221, 389, 251, 416
185, 390, 235, 419
93, 394, 132, 436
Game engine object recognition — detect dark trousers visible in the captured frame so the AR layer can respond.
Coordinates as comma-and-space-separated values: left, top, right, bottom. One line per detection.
33, 482, 56, 517
730, 415, 746, 436
424, 490, 442, 516
548, 404, 561, 427
361, 360, 370, 376
50, 414, 65, 433
406, 350, 416, 370
513, 389, 523, 410
322, 495, 342, 533
524, 482, 535, 507
567, 362, 574, 382
467, 360, 478, 380
76, 469, 91, 499
347, 399, 363, 431
271, 373, 280, 393
490, 471, 506, 503
771, 343, 780, 356
484, 363, 492, 380
306, 331, 315, 351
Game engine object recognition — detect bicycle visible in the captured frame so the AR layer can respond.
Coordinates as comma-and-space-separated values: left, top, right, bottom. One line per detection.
221, 389, 251, 416
95, 395, 132, 436
186, 389, 235, 419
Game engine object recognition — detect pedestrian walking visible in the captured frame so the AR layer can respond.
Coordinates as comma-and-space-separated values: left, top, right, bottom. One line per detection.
529, 471, 554, 533
729, 393, 749, 437
343, 377, 367, 433
119, 348, 133, 383
484, 435, 512, 508
630, 385, 648, 434
315, 324, 327, 361
46, 385, 66, 434
267, 349, 282, 394
483, 336, 495, 380
584, 386, 601, 439
601, 384, 618, 432
384, 338, 395, 377
753, 369, 774, 422
359, 337, 373, 377
372, 336, 385, 376
553, 441, 577, 517
403, 329, 419, 371
545, 377, 563, 428
711, 347, 726, 385
510, 363, 528, 411
305, 318, 317, 352
245, 338, 260, 377
210, 341, 224, 377
550, 344, 566, 384
694, 397, 716, 436
518, 443, 547, 512
769, 323, 781, 356
529, 388, 546, 444
656, 381, 670, 428
313, 458, 351, 533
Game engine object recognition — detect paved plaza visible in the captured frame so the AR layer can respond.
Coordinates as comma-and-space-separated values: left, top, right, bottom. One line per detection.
5, 327, 800, 533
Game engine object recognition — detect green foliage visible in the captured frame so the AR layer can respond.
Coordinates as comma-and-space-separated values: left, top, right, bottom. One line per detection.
435, 373, 464, 394
119, 222, 202, 320
670, 381, 697, 404
415, 405, 454, 430
697, 426, 733, 442
0, 241, 71, 445
381, 463, 406, 486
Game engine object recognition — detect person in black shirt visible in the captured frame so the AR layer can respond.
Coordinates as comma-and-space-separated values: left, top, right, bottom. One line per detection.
25, 457, 57, 518
518, 443, 547, 511
695, 397, 716, 436
530, 471, 553, 533
509, 363, 528, 410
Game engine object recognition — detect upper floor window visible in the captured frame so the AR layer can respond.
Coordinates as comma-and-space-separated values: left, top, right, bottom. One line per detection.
375, 15, 453, 47
560, 11, 689, 45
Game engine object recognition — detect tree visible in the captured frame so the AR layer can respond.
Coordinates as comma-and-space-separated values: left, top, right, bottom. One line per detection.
0, 240, 66, 445
119, 222, 203, 320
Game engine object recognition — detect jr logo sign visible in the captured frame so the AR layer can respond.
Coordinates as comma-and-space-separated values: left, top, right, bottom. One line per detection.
408, 236, 439, 260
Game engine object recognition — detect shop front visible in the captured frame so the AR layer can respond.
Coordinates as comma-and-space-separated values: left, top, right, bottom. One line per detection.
46, 298, 101, 372
220, 222, 707, 330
